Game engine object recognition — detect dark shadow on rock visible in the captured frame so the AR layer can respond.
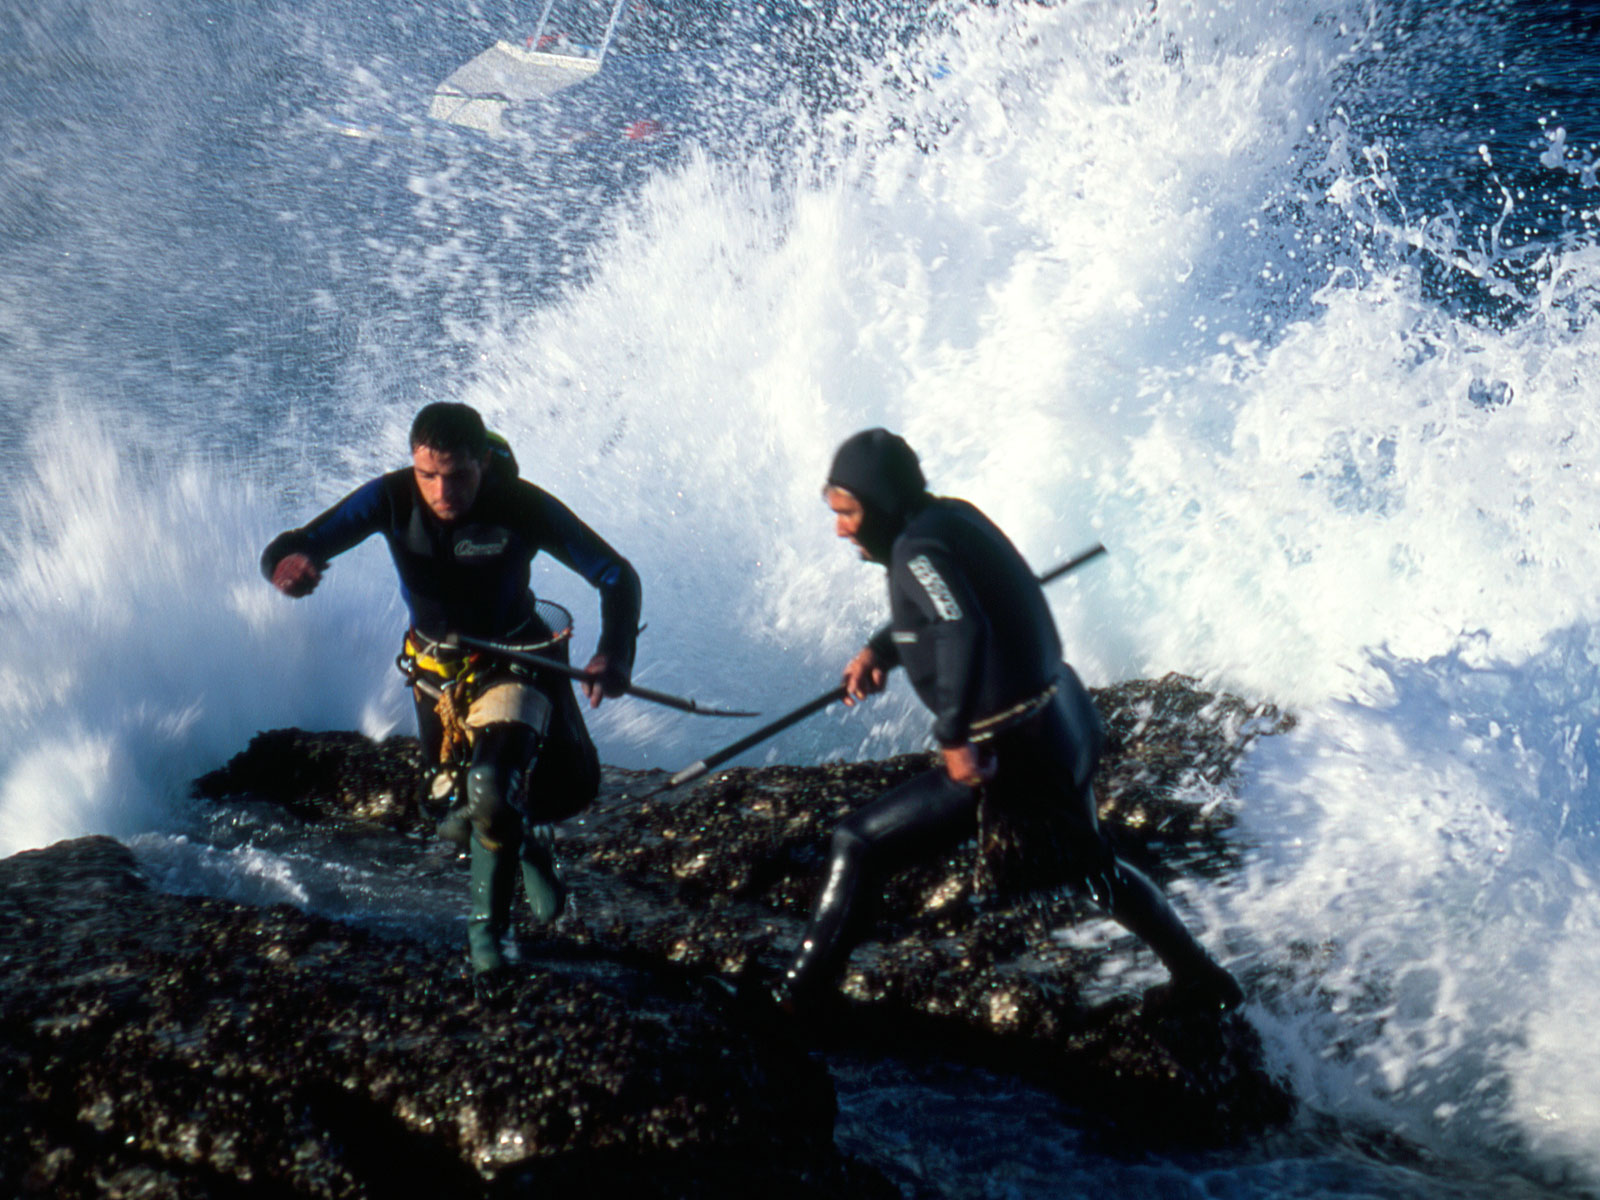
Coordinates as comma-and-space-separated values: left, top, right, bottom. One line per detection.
489, 1144, 899, 1199
297, 1079, 484, 1196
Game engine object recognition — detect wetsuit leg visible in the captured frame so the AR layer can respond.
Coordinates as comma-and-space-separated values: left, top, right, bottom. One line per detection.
467, 835, 518, 975
996, 708, 1241, 1009
464, 721, 540, 849
461, 722, 542, 974
1089, 822, 1242, 1008
466, 720, 568, 936
506, 680, 594, 925
518, 821, 566, 926
782, 767, 979, 1000
520, 675, 601, 823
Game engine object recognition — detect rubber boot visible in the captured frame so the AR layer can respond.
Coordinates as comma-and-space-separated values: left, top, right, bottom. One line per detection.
774, 833, 868, 1011
518, 824, 567, 927
466, 835, 517, 975
1100, 858, 1243, 1011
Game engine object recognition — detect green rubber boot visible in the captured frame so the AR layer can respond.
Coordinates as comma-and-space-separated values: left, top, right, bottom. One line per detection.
518, 824, 567, 928
466, 836, 517, 975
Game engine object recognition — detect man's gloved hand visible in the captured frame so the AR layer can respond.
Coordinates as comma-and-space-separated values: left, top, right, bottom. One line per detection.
840, 646, 886, 705
582, 653, 629, 708
271, 553, 322, 598
942, 742, 997, 788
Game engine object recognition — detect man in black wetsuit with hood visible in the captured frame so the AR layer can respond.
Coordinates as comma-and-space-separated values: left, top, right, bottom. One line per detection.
774, 428, 1242, 1011
261, 402, 641, 980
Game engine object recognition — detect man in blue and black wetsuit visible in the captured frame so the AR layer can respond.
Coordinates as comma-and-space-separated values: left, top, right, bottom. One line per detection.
775, 428, 1242, 1012
261, 401, 641, 979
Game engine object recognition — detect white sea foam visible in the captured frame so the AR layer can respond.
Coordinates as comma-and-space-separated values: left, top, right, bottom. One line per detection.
129, 833, 314, 909
0, 408, 410, 859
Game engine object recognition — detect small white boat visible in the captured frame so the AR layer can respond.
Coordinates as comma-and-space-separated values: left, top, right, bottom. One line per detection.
429, 0, 628, 136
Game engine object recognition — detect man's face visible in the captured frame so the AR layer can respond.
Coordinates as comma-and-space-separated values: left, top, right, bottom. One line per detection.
413, 444, 486, 522
825, 486, 869, 559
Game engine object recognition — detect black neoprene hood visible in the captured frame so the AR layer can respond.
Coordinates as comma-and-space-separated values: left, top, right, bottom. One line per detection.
826, 428, 927, 519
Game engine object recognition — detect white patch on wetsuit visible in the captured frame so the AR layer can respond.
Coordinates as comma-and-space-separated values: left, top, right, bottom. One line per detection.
907, 554, 962, 620
467, 682, 552, 733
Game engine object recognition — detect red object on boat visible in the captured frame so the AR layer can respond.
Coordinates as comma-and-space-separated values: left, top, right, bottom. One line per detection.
624, 119, 662, 140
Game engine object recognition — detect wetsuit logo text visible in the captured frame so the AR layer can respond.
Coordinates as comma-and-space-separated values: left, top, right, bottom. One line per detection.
454, 534, 510, 558
907, 555, 962, 620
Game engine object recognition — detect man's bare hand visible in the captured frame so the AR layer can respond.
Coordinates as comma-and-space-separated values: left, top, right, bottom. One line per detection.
841, 646, 887, 705
582, 653, 628, 709
271, 553, 322, 598
942, 742, 996, 787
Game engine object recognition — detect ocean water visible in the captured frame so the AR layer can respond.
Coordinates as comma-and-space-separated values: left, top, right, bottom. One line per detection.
4, 0, 1600, 1194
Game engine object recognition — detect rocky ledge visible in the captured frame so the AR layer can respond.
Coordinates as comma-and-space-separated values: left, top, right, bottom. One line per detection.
0, 836, 882, 1198
564, 675, 1295, 1142
3, 674, 1292, 1197
199, 676, 1292, 1126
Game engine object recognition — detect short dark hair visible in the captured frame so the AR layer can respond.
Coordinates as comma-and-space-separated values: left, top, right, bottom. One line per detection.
410, 402, 489, 459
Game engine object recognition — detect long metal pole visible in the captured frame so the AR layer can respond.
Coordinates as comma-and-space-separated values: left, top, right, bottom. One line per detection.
447, 633, 759, 718
665, 686, 847, 789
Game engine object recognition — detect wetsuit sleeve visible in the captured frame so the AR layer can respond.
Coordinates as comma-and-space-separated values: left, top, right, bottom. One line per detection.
259, 477, 389, 581
893, 543, 988, 746
521, 488, 642, 674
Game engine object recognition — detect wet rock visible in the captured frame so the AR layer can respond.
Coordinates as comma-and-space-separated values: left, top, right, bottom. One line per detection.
191, 727, 428, 829
191, 674, 1295, 1146
1094, 674, 1293, 877
0, 837, 884, 1198
555, 675, 1294, 1142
